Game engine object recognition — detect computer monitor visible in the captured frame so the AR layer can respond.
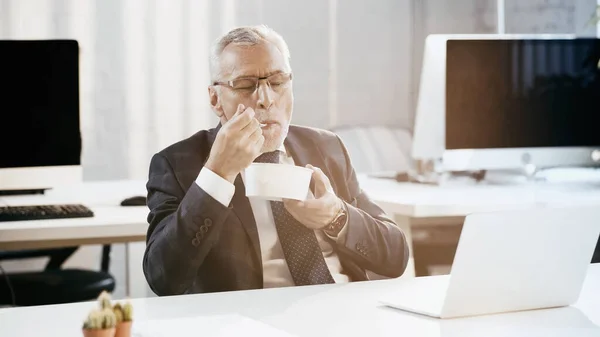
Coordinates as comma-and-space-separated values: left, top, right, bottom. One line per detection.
412, 34, 600, 174
0, 40, 82, 193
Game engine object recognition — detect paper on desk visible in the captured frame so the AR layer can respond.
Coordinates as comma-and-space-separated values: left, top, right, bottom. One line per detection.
132, 314, 295, 337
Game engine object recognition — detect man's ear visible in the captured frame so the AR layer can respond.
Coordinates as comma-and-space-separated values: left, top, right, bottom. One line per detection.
208, 86, 224, 118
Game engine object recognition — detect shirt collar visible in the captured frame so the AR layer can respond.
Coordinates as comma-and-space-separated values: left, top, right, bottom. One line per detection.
278, 143, 287, 154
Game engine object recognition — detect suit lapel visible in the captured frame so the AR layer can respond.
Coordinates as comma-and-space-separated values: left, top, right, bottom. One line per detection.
284, 127, 310, 167
284, 126, 328, 194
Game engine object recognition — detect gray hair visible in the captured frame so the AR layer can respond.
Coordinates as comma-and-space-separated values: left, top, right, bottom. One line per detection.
209, 25, 291, 82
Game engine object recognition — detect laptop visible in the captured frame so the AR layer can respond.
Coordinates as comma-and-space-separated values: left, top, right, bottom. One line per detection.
380, 206, 600, 319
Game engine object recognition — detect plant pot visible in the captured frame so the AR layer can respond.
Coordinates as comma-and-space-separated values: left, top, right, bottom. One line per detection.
82, 328, 115, 337
115, 321, 132, 337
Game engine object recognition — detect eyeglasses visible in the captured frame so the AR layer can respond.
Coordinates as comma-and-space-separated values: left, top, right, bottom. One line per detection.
213, 72, 293, 93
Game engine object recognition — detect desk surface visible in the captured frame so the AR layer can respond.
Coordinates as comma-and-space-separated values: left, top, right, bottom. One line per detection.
0, 180, 148, 250
357, 175, 600, 218
3, 177, 600, 248
1, 264, 599, 337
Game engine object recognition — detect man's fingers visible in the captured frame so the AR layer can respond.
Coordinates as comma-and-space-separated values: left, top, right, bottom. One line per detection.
241, 116, 260, 135
234, 103, 245, 117
307, 164, 332, 196
309, 165, 326, 196
296, 198, 322, 210
283, 198, 304, 209
227, 103, 245, 122
248, 126, 264, 149
283, 197, 325, 212
230, 106, 255, 130
248, 125, 263, 141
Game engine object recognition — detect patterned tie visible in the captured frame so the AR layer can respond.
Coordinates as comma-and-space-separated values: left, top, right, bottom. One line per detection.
254, 151, 335, 285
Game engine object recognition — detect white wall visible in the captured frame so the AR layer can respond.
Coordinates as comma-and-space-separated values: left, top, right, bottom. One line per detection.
229, 0, 415, 129
504, 0, 597, 36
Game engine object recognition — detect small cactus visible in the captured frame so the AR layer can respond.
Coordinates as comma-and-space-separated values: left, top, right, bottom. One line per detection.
112, 301, 133, 323
97, 291, 112, 310
82, 308, 117, 330
113, 303, 124, 323
83, 309, 103, 330
101, 308, 117, 328
122, 302, 133, 322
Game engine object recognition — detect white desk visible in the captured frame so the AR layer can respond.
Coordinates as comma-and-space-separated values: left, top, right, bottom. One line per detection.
357, 174, 600, 220
3, 177, 600, 280
7, 178, 600, 249
1, 264, 599, 337
0, 181, 149, 296
0, 180, 148, 250
357, 175, 600, 275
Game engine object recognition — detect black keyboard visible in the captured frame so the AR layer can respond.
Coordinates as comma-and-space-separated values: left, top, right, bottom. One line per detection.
0, 204, 94, 222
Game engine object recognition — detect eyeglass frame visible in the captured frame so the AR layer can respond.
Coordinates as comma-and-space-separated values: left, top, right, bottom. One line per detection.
212, 72, 293, 92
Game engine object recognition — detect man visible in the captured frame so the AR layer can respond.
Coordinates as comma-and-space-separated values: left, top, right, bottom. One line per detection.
143, 25, 409, 296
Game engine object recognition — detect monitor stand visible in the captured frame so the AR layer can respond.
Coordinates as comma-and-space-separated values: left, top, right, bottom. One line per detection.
443, 166, 600, 186
478, 169, 539, 186
408, 158, 600, 186
0, 188, 48, 196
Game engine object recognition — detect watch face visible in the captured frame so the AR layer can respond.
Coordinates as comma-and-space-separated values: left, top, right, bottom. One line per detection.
329, 213, 346, 233
325, 202, 347, 235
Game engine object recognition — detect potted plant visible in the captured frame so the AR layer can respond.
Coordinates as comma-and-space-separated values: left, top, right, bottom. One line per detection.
82, 308, 117, 337
81, 291, 134, 337
113, 302, 133, 337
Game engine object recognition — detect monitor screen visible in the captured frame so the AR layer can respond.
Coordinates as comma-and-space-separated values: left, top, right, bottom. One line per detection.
446, 38, 600, 150
0, 40, 81, 169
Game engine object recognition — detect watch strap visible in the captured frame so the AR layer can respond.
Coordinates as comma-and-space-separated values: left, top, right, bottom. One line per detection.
323, 200, 347, 236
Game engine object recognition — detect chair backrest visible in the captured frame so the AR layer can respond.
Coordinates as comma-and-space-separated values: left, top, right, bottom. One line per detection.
331, 125, 413, 174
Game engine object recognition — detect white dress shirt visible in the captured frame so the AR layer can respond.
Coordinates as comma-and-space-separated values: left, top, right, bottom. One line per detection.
195, 146, 350, 288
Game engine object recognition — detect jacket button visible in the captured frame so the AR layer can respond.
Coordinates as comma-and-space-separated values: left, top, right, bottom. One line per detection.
204, 218, 212, 226
195, 232, 202, 240
192, 238, 200, 247
200, 225, 208, 234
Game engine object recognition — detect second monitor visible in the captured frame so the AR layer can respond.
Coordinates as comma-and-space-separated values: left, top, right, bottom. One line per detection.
412, 35, 600, 175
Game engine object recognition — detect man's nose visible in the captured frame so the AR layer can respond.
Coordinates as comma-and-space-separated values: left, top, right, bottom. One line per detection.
256, 80, 274, 110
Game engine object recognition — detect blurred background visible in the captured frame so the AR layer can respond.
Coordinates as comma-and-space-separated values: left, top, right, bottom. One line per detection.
0, 0, 598, 300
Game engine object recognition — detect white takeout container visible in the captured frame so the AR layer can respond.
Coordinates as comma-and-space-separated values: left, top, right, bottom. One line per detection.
245, 163, 312, 201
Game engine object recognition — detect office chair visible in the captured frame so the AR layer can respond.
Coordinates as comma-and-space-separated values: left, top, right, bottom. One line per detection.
330, 124, 413, 174
0, 245, 115, 306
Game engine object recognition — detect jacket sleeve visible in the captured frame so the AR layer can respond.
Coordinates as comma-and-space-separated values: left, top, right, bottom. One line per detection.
332, 136, 410, 278
143, 153, 234, 295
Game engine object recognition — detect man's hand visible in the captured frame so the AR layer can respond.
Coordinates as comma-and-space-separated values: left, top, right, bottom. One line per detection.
205, 104, 264, 183
283, 164, 343, 230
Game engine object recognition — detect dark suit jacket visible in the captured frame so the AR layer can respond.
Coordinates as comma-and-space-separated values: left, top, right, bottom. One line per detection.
143, 124, 410, 296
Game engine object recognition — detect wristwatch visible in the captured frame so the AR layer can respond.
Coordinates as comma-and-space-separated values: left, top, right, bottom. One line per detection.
323, 200, 348, 237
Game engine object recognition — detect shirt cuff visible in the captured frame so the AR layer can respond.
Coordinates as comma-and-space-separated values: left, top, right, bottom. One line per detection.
195, 167, 235, 207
